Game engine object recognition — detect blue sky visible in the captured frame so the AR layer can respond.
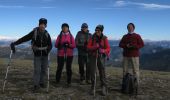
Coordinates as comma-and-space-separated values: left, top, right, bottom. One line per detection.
0, 0, 170, 40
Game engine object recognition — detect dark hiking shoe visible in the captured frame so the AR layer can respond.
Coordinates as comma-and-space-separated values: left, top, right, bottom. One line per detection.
56, 80, 60, 84
89, 88, 95, 96
86, 80, 91, 84
33, 85, 40, 93
101, 86, 107, 96
40, 84, 46, 88
66, 83, 71, 88
80, 80, 86, 85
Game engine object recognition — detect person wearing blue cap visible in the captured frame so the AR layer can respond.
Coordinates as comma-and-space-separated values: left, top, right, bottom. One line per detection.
75, 23, 92, 85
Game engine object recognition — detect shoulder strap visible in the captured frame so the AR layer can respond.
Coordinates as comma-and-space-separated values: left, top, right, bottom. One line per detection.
44, 31, 49, 39
58, 31, 73, 45
69, 31, 73, 44
102, 35, 107, 48
58, 31, 63, 45
33, 28, 49, 41
33, 28, 38, 41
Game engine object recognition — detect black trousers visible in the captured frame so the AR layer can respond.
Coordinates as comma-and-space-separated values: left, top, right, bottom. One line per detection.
78, 55, 91, 81
56, 56, 73, 84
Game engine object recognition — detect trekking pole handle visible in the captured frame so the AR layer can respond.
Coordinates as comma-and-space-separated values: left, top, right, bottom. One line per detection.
10, 50, 13, 59
8, 50, 13, 66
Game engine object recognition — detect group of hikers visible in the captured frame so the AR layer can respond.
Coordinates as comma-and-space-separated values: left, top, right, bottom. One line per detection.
10, 18, 144, 96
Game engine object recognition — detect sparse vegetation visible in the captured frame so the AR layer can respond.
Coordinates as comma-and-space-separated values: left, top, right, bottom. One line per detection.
0, 58, 170, 100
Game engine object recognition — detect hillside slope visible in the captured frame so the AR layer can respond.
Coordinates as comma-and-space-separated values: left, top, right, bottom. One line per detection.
0, 58, 170, 100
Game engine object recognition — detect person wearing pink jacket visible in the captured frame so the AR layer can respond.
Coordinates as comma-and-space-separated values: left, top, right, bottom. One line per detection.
55, 23, 76, 87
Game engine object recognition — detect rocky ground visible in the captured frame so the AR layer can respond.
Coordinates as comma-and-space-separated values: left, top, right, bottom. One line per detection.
0, 58, 170, 100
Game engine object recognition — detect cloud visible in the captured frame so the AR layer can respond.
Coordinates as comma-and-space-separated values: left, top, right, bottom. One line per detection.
0, 5, 56, 9
94, 0, 170, 10
0, 5, 24, 8
112, 1, 170, 10
0, 35, 18, 40
93, 7, 115, 10
114, 0, 126, 7
132, 2, 170, 9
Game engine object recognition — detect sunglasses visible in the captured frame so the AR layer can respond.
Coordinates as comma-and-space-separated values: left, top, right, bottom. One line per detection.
95, 29, 100, 32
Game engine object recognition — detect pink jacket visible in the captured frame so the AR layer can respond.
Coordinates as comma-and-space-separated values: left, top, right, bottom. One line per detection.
55, 32, 76, 57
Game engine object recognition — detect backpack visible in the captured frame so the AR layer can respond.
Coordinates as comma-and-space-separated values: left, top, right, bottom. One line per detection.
32, 28, 48, 41
121, 73, 138, 95
77, 31, 91, 44
31, 27, 49, 45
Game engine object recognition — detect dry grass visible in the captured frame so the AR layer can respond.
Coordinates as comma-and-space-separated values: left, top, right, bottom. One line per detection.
0, 58, 170, 100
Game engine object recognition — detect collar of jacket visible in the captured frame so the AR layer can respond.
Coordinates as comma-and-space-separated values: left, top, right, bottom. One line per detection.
128, 32, 135, 34
81, 30, 89, 34
94, 33, 103, 39
62, 32, 70, 35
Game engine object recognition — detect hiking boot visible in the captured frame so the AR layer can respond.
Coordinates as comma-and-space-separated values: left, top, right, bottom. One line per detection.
101, 86, 107, 96
86, 80, 91, 84
33, 85, 40, 93
56, 79, 60, 85
40, 84, 46, 88
66, 83, 71, 88
89, 88, 95, 96
80, 80, 86, 85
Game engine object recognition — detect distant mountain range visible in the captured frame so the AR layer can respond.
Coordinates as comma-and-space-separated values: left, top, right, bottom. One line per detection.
0, 39, 170, 71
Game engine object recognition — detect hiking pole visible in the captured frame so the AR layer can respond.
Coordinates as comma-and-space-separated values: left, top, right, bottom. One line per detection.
64, 44, 68, 62
2, 50, 13, 93
93, 50, 98, 96
47, 54, 50, 93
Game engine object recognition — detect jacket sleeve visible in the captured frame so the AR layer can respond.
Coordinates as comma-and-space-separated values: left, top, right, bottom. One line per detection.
55, 35, 60, 48
14, 31, 34, 45
133, 35, 144, 49
69, 35, 76, 49
104, 38, 111, 55
75, 32, 84, 48
119, 35, 127, 49
47, 34, 52, 53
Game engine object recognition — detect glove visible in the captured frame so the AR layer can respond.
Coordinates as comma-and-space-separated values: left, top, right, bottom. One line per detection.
10, 42, 16, 53
126, 44, 136, 49
99, 48, 105, 54
63, 42, 70, 48
93, 43, 99, 50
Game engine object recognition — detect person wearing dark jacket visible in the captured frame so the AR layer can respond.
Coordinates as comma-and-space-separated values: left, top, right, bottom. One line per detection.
75, 23, 92, 84
10, 18, 52, 92
87, 25, 110, 96
119, 23, 144, 84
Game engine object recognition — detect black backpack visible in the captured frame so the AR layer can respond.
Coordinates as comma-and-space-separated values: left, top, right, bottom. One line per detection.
31, 27, 49, 46
121, 73, 138, 95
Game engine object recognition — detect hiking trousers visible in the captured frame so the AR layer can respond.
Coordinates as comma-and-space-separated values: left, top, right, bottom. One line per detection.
56, 56, 73, 84
33, 56, 48, 86
78, 55, 91, 81
89, 55, 107, 88
123, 57, 140, 83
